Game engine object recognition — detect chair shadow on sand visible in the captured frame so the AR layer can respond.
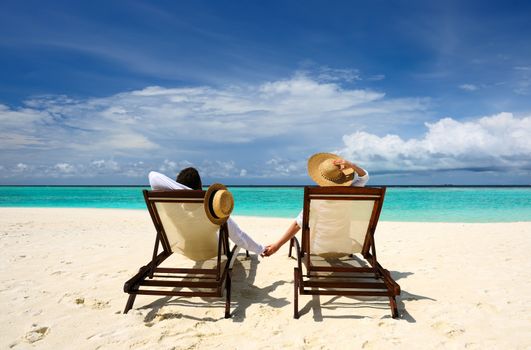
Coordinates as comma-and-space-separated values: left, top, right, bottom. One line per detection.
229, 254, 290, 322
295, 255, 435, 322
140, 252, 289, 323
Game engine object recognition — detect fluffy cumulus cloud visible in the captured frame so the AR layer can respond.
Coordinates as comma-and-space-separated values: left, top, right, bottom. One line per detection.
337, 113, 531, 173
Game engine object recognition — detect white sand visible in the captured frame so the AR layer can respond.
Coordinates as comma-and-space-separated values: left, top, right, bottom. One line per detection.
1, 208, 530, 349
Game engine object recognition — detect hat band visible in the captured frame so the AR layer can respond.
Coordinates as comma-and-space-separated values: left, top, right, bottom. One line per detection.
208, 191, 219, 219
320, 169, 353, 183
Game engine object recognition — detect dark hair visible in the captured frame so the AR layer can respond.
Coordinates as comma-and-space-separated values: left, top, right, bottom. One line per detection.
176, 167, 202, 190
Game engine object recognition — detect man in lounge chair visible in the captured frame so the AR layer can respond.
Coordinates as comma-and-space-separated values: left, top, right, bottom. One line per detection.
262, 153, 369, 256
149, 168, 265, 255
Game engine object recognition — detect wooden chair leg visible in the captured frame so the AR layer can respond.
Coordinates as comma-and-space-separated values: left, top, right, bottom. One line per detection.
389, 296, 399, 319
294, 268, 300, 319
123, 294, 136, 314
225, 271, 232, 319
288, 238, 294, 258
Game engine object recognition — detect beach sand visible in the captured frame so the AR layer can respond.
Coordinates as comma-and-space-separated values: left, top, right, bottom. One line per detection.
1, 208, 530, 349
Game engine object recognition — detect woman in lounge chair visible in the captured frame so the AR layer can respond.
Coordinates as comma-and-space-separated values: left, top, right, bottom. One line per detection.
262, 153, 369, 257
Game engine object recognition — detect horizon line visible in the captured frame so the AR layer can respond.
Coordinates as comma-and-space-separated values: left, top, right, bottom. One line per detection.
0, 184, 530, 188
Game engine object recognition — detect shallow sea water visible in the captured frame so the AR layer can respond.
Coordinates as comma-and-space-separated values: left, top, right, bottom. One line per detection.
1, 186, 530, 223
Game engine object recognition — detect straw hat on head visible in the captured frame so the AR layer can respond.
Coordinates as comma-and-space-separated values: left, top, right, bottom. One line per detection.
307, 152, 355, 187
204, 183, 234, 225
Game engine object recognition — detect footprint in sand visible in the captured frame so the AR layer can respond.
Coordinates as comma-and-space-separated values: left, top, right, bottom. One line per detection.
157, 312, 183, 321
69, 296, 110, 309
431, 321, 465, 338
89, 299, 110, 309
361, 340, 374, 349
475, 302, 498, 312
377, 320, 394, 328
24, 325, 50, 344
57, 292, 72, 304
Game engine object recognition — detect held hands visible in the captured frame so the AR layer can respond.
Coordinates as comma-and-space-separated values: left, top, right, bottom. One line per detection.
261, 221, 301, 257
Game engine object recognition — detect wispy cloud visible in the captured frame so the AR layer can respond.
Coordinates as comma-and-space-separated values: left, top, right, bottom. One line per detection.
314, 66, 361, 83
367, 74, 385, 81
459, 84, 478, 91
513, 66, 531, 95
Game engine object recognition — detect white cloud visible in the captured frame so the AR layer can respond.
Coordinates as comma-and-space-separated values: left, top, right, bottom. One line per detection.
3, 71, 529, 182
157, 159, 243, 178
90, 159, 120, 172
0, 105, 53, 149
159, 159, 193, 173
264, 157, 306, 177
16, 163, 29, 172
1, 159, 146, 179
459, 84, 478, 91
337, 113, 531, 171
54, 163, 75, 174
0, 72, 433, 182
0, 73, 427, 155
198, 160, 240, 178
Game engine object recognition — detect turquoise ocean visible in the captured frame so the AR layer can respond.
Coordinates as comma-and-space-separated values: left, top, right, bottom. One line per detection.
0, 186, 530, 223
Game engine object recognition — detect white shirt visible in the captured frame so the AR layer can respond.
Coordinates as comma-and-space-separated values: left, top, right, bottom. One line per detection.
295, 170, 369, 227
148, 171, 265, 254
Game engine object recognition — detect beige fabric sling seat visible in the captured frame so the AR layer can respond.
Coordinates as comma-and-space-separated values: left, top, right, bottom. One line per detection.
123, 190, 242, 318
290, 186, 400, 319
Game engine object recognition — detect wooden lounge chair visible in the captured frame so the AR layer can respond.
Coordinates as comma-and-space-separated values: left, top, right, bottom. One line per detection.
123, 189, 244, 318
289, 186, 400, 319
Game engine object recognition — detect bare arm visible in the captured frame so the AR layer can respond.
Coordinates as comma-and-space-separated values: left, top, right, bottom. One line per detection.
333, 159, 366, 177
262, 221, 300, 256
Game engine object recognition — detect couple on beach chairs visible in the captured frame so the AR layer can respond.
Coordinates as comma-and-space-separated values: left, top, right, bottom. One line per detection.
123, 153, 400, 319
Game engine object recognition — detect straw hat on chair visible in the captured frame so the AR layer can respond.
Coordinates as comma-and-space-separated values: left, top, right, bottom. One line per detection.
204, 183, 234, 225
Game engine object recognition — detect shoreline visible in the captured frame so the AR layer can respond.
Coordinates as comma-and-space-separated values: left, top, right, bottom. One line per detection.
2, 184, 531, 187
1, 208, 530, 348
0, 206, 529, 224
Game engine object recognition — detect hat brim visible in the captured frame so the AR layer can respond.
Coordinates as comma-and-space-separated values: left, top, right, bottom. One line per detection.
307, 153, 354, 187
204, 183, 233, 225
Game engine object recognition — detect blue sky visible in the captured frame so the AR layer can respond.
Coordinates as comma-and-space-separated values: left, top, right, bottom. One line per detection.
1, 0, 530, 185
